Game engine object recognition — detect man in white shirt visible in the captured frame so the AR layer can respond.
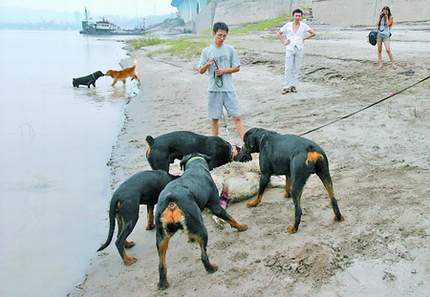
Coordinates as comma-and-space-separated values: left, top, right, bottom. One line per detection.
276, 8, 316, 94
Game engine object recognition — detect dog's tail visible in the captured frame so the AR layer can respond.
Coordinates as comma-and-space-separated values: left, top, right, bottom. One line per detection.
97, 198, 117, 252
146, 135, 154, 147
161, 200, 184, 234
305, 147, 324, 174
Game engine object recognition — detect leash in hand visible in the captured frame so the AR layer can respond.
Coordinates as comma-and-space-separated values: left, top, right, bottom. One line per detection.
213, 59, 224, 88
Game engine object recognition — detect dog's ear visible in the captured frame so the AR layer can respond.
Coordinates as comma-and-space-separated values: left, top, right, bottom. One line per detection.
146, 135, 154, 147
234, 146, 252, 162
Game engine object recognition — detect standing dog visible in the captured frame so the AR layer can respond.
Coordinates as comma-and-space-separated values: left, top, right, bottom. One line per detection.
146, 131, 251, 172
242, 128, 344, 233
72, 71, 104, 88
105, 64, 140, 87
155, 153, 248, 290
97, 170, 178, 265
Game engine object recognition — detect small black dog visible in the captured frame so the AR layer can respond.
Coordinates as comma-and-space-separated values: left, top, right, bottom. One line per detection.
97, 170, 178, 266
72, 71, 104, 88
155, 153, 248, 290
146, 131, 251, 172
242, 128, 344, 233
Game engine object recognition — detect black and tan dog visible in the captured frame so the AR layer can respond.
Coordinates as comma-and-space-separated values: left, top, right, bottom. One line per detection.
155, 153, 248, 290
97, 170, 178, 265
242, 128, 344, 233
146, 131, 251, 172
72, 71, 104, 88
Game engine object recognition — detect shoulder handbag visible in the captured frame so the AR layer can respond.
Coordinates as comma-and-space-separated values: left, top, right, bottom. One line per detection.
368, 30, 377, 46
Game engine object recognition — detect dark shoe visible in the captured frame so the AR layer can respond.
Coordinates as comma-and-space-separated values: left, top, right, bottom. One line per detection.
282, 87, 292, 95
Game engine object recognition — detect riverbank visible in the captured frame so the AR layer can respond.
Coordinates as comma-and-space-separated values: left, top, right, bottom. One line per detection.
69, 21, 430, 297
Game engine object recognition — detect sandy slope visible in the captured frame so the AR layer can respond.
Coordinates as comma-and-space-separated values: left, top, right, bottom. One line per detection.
68, 22, 430, 297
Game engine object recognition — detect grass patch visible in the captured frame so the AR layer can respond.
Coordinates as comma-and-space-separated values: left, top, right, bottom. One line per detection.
233, 16, 288, 34
127, 36, 165, 50
128, 33, 211, 59
149, 37, 209, 59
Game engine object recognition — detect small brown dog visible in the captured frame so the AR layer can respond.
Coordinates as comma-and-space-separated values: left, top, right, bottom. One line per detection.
105, 64, 140, 86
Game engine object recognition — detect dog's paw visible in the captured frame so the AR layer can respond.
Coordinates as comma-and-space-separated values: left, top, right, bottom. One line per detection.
158, 281, 170, 290
246, 199, 260, 208
284, 191, 291, 198
287, 225, 297, 234
207, 264, 218, 273
334, 215, 345, 222
145, 224, 155, 230
124, 256, 137, 266
236, 224, 248, 232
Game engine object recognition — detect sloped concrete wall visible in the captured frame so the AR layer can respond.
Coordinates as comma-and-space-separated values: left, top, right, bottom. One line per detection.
195, 1, 217, 33
213, 0, 312, 26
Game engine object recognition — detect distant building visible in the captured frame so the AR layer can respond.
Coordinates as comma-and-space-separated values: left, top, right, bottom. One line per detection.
171, 0, 209, 24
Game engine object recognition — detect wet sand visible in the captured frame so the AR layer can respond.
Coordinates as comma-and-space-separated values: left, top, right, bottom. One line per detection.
69, 22, 430, 297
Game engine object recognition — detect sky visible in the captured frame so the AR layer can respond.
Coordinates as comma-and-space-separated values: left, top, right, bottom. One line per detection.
0, 0, 177, 17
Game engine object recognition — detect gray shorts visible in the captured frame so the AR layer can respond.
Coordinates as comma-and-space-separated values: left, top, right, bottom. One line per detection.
208, 91, 240, 119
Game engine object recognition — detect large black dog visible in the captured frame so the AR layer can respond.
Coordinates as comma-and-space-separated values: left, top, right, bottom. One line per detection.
155, 153, 248, 290
72, 71, 104, 88
242, 128, 344, 233
97, 170, 178, 266
146, 131, 251, 172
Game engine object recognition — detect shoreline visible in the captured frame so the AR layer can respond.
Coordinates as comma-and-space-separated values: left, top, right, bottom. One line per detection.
65, 48, 140, 297
69, 23, 430, 297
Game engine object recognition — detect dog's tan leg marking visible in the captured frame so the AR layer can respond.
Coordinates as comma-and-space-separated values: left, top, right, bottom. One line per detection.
246, 194, 263, 208
123, 254, 137, 266
159, 237, 170, 274
322, 181, 345, 222
287, 225, 297, 233
284, 176, 292, 198
226, 218, 248, 231
189, 233, 218, 273
287, 189, 302, 234
146, 206, 155, 230
111, 78, 118, 86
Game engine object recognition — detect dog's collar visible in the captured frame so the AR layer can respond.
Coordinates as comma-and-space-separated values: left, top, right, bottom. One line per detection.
186, 156, 206, 166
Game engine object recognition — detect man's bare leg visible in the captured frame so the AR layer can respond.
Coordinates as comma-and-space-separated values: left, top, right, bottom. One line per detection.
211, 119, 219, 136
232, 116, 245, 140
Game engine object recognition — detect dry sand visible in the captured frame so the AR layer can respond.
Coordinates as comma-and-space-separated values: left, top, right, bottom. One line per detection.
68, 22, 430, 297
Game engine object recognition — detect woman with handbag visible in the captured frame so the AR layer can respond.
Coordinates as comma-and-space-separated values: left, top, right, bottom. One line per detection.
377, 6, 396, 68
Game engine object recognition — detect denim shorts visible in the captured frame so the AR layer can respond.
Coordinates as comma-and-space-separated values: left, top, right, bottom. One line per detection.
377, 32, 390, 42
208, 91, 240, 119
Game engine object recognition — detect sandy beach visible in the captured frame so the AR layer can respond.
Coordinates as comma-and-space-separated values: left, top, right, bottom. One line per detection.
69, 21, 430, 297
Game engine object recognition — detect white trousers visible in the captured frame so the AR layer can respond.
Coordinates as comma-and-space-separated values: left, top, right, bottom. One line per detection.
284, 47, 304, 88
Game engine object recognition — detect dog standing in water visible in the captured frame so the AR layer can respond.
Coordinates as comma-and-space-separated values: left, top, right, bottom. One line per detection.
72, 71, 104, 88
105, 63, 140, 87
